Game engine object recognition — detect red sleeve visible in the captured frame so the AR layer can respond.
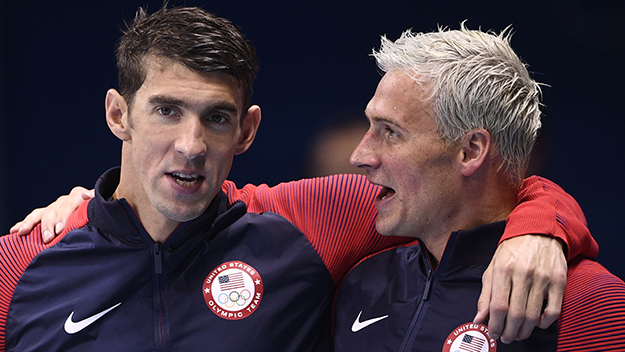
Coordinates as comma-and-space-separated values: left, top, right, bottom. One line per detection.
557, 258, 625, 351
222, 175, 412, 283
0, 200, 89, 351
502, 176, 599, 260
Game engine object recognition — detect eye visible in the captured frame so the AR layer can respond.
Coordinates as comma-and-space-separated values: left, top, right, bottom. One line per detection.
206, 114, 229, 124
157, 107, 178, 117
385, 126, 400, 139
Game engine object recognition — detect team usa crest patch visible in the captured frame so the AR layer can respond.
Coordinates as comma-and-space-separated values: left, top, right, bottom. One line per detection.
203, 261, 264, 320
442, 323, 496, 352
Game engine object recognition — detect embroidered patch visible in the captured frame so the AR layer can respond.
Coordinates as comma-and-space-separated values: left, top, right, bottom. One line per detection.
442, 323, 496, 352
203, 261, 264, 320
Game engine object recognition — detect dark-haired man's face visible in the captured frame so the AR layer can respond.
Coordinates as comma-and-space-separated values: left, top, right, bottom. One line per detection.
108, 60, 260, 235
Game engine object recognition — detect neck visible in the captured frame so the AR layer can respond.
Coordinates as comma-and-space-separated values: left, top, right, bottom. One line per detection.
423, 172, 518, 267
113, 155, 181, 243
112, 145, 185, 243
111, 188, 179, 243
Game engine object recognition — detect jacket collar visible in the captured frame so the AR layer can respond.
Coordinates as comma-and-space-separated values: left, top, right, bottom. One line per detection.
434, 221, 506, 279
87, 167, 246, 247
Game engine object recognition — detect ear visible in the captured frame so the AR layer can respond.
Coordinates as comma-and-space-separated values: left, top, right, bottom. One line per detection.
234, 105, 261, 155
458, 129, 491, 177
105, 89, 131, 141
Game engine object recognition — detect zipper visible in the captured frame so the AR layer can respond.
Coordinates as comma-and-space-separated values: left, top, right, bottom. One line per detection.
421, 269, 433, 301
152, 242, 168, 352
398, 269, 434, 351
154, 242, 163, 274
119, 200, 172, 351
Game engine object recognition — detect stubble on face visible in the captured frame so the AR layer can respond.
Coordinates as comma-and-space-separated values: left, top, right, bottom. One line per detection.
114, 60, 245, 240
356, 70, 462, 243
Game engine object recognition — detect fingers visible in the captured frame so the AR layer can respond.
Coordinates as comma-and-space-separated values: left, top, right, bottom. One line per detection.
538, 262, 566, 329
486, 258, 513, 342
508, 269, 546, 342
40, 187, 92, 243
500, 264, 563, 342
40, 200, 64, 243
9, 186, 93, 244
474, 264, 493, 325
9, 222, 22, 235
499, 260, 536, 343
483, 235, 568, 344
10, 208, 45, 235
82, 189, 95, 200
9, 223, 19, 234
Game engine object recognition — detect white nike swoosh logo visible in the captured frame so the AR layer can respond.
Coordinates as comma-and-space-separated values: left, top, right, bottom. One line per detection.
64, 302, 122, 334
351, 311, 389, 332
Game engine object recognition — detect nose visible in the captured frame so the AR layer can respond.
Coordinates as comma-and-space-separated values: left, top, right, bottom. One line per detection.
175, 118, 207, 159
350, 130, 379, 170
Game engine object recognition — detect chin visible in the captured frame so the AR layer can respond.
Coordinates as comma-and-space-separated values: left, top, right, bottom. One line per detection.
376, 220, 414, 238
374, 222, 394, 237
161, 205, 207, 223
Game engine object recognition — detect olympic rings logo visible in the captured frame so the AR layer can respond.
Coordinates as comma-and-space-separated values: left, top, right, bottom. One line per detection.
204, 261, 264, 320
218, 289, 252, 308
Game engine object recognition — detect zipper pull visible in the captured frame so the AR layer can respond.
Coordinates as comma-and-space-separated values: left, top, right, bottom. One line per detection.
422, 269, 433, 301
154, 242, 163, 274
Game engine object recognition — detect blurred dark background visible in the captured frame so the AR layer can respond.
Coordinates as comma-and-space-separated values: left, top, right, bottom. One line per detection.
1, 0, 623, 278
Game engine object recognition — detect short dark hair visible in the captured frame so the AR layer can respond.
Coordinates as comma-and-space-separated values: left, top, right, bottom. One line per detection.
116, 5, 259, 111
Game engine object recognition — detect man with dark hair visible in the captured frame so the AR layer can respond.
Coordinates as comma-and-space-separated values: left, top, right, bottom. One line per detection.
115, 6, 258, 111
4, 6, 597, 351
332, 25, 625, 351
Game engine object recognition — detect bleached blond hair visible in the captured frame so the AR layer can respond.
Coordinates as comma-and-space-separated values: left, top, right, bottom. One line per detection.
373, 23, 542, 185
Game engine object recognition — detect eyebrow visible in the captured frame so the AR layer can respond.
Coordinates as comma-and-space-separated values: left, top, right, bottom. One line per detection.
148, 95, 187, 108
368, 115, 409, 133
148, 94, 239, 115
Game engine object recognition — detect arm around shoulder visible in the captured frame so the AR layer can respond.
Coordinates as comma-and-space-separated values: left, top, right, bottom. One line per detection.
476, 176, 598, 343
504, 175, 598, 259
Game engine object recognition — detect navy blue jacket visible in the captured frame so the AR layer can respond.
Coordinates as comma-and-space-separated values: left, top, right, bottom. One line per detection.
0, 172, 595, 351
333, 222, 558, 352
4, 168, 336, 351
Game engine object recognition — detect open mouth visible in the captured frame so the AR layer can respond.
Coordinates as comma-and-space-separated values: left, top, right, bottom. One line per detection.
169, 172, 205, 187
378, 186, 396, 201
